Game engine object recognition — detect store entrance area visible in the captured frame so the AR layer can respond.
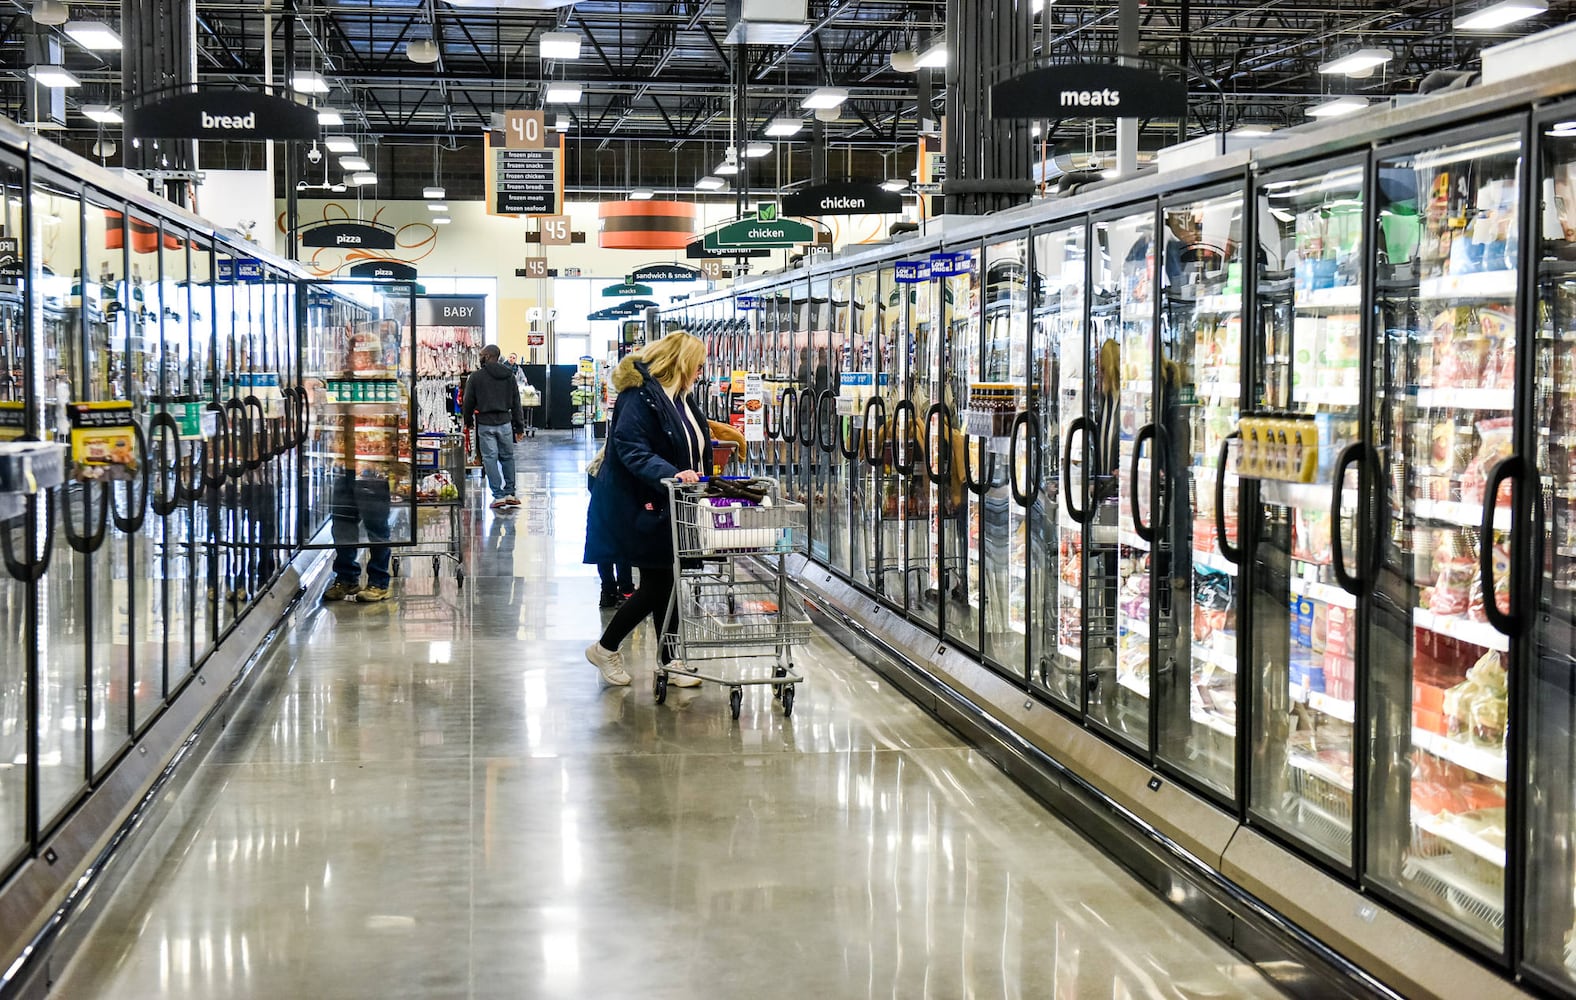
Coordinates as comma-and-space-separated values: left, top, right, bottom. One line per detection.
50, 436, 1281, 1000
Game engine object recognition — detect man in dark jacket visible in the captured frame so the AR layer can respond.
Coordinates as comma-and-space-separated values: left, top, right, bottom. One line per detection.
462, 345, 525, 509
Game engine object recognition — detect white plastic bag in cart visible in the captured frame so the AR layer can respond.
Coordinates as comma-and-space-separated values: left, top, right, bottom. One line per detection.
695, 496, 782, 551
418, 471, 458, 502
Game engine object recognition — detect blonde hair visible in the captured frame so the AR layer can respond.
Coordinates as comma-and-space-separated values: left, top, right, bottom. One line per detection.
1098, 338, 1120, 397
640, 330, 707, 390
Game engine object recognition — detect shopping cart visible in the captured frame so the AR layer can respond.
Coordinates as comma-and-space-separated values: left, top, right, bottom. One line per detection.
659, 476, 810, 719
396, 432, 467, 586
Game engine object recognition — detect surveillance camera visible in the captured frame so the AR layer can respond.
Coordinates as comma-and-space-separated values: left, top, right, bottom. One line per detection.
296, 181, 308, 191
306, 147, 322, 164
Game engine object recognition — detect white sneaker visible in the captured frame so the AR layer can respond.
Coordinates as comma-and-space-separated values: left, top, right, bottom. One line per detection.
663, 660, 702, 687
585, 642, 631, 686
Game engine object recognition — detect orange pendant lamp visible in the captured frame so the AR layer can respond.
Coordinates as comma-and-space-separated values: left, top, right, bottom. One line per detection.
598, 200, 697, 250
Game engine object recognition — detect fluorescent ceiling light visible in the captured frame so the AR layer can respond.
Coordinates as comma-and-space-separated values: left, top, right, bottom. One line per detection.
1307, 95, 1370, 117
81, 104, 122, 124
318, 108, 344, 126
406, 38, 440, 64
27, 65, 80, 89
427, 203, 448, 212
64, 20, 120, 50
629, 189, 654, 200
544, 83, 582, 103
423, 186, 446, 199
554, 114, 571, 131
291, 70, 330, 94
915, 41, 947, 69
433, 216, 451, 225
31, 1, 67, 27
540, 32, 582, 59
349, 171, 377, 186
339, 156, 371, 171
1030, 123, 1042, 137
764, 117, 803, 137
1548, 120, 1576, 137
1232, 125, 1275, 136
744, 142, 771, 157
1318, 48, 1393, 76
324, 135, 358, 153
801, 87, 848, 109
1454, 0, 1546, 29
695, 176, 727, 191
715, 160, 739, 176
880, 179, 907, 192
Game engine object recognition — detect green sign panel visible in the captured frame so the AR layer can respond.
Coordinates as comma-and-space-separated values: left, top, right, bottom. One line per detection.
602, 281, 655, 297
706, 214, 814, 250
756, 202, 778, 222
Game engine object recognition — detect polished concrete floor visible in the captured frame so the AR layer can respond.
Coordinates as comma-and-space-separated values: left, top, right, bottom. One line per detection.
55, 433, 1284, 999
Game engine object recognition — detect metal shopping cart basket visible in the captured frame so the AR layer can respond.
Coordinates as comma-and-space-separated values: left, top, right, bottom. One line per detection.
396, 432, 467, 586
659, 476, 810, 719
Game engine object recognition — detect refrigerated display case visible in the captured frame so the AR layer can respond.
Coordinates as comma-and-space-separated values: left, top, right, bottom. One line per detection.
1249, 158, 1368, 866
940, 248, 981, 650
1364, 126, 1525, 952
848, 269, 878, 591
1088, 207, 1157, 750
1156, 186, 1247, 799
826, 274, 851, 575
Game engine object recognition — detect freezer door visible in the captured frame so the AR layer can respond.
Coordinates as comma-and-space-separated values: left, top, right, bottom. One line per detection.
1087, 209, 1157, 751
1365, 130, 1523, 952
1247, 162, 1367, 868
850, 270, 881, 593
1522, 110, 1576, 990
826, 275, 851, 574
941, 248, 983, 651
0, 152, 26, 869
1029, 222, 1087, 712
912, 273, 946, 632
1155, 189, 1247, 800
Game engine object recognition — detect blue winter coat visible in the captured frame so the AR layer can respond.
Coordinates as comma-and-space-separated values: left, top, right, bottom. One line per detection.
583, 359, 713, 568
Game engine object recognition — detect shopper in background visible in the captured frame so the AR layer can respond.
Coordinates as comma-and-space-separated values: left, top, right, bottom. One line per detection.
585, 445, 634, 608
583, 331, 711, 687
462, 344, 524, 510
324, 470, 394, 603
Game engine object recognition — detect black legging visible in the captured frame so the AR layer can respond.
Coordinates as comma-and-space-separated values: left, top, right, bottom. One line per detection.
597, 562, 678, 664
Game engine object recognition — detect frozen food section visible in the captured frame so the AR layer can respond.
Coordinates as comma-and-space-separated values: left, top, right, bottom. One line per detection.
660, 77, 1576, 1000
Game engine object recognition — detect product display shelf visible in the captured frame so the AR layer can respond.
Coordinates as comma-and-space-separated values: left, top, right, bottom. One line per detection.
1414, 498, 1512, 530
1197, 380, 1242, 400
1413, 608, 1511, 653
1413, 728, 1508, 783
1195, 293, 1243, 315
1417, 270, 1519, 303
1194, 636, 1238, 674
1298, 285, 1364, 310
1191, 708, 1237, 737
1290, 575, 1359, 610
1195, 549, 1239, 577
1118, 672, 1151, 699
1412, 388, 1515, 411
1404, 854, 1506, 933
1414, 810, 1508, 868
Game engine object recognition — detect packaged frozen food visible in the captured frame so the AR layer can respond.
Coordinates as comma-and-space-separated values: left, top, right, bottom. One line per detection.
1459, 416, 1514, 505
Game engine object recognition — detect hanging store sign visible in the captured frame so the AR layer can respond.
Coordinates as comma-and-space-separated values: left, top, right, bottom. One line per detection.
602, 282, 655, 298
894, 260, 932, 283
217, 257, 264, 283
301, 223, 396, 250
0, 237, 22, 287
124, 88, 320, 141
989, 64, 1188, 120
781, 182, 903, 217
489, 115, 563, 217
631, 263, 703, 283
416, 295, 486, 328
685, 238, 769, 260
708, 214, 815, 249
929, 252, 971, 276
349, 260, 418, 281
587, 302, 645, 321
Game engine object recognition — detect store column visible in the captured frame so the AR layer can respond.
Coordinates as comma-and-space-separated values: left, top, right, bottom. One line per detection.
121, 0, 197, 201
943, 0, 1035, 215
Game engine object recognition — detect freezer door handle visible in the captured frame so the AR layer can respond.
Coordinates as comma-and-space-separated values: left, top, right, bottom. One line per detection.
294, 386, 311, 451
1131, 423, 1156, 543
838, 409, 860, 460
148, 412, 183, 517
224, 398, 248, 481
1481, 455, 1527, 637
925, 403, 953, 485
779, 387, 799, 444
1064, 416, 1090, 524
0, 489, 56, 583
244, 396, 267, 470
111, 420, 150, 535
890, 399, 921, 476
1214, 433, 1240, 564
62, 480, 109, 555
862, 396, 886, 468
961, 432, 996, 497
1008, 410, 1040, 508
798, 390, 818, 454
199, 402, 227, 492
816, 390, 836, 454
763, 391, 781, 441
1330, 442, 1365, 596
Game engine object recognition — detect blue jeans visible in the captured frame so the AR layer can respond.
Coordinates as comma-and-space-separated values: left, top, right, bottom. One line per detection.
476, 423, 516, 500
330, 473, 392, 588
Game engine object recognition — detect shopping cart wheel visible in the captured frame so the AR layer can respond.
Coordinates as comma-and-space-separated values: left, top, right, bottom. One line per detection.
391, 557, 400, 576
456, 568, 465, 590
654, 671, 668, 705
772, 665, 787, 700
728, 687, 742, 720
432, 556, 442, 576
781, 685, 795, 717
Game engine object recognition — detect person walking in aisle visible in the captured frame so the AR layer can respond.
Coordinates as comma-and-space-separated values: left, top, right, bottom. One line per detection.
583, 331, 711, 687
585, 446, 634, 607
462, 344, 524, 510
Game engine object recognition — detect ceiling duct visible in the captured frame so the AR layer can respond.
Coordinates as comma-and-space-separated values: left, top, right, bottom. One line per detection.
724, 0, 809, 45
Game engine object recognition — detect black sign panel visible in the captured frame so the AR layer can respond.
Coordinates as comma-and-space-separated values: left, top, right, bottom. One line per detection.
0, 237, 21, 286
349, 260, 418, 281
588, 303, 646, 321
990, 64, 1188, 119
493, 147, 560, 216
685, 238, 770, 260
125, 89, 321, 141
416, 295, 486, 328
630, 263, 703, 283
301, 223, 397, 250
781, 182, 903, 217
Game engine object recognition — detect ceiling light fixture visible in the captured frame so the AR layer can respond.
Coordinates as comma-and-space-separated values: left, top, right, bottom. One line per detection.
744, 142, 772, 157
880, 178, 907, 192
349, 171, 377, 186
715, 159, 739, 176
406, 38, 440, 64
889, 51, 917, 73
423, 185, 446, 199
339, 156, 371, 171
291, 70, 329, 94
317, 108, 344, 127
92, 139, 115, 158
694, 176, 727, 191
324, 136, 358, 153
433, 216, 452, 225
1307, 95, 1371, 117
629, 189, 654, 200
1454, 0, 1547, 29
540, 32, 582, 59
27, 65, 80, 88
764, 117, 803, 137
81, 104, 122, 124
544, 83, 583, 103
427, 203, 449, 212
1318, 48, 1393, 77
801, 87, 848, 109
554, 114, 571, 132
915, 41, 947, 69
63, 20, 120, 50
30, 1, 67, 26
814, 107, 841, 123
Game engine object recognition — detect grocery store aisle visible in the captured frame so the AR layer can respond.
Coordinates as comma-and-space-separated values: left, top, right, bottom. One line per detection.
53, 436, 1284, 1000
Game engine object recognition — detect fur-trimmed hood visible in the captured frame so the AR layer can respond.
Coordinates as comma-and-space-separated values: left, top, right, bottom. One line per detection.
612, 355, 648, 392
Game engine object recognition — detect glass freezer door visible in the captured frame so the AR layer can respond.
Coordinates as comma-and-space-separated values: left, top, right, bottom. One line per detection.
1248, 162, 1367, 867
1087, 208, 1157, 750
1156, 189, 1246, 799
1523, 108, 1576, 991
978, 239, 1030, 674
826, 276, 851, 574
1366, 129, 1524, 951
0, 153, 27, 869
941, 248, 982, 651
1029, 222, 1086, 712
849, 270, 879, 593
